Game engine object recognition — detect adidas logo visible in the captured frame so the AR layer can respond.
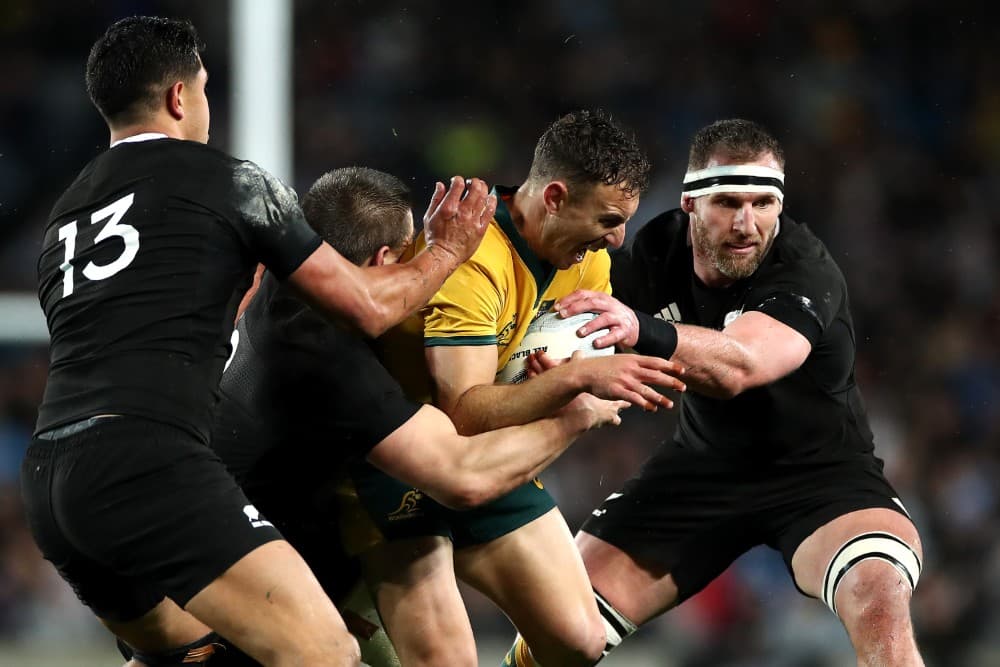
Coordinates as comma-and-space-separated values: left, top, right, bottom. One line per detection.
655, 303, 682, 323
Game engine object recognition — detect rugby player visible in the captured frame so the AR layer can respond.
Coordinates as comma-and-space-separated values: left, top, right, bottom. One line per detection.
209, 166, 633, 664
553, 118, 926, 666
357, 110, 686, 667
22, 16, 493, 667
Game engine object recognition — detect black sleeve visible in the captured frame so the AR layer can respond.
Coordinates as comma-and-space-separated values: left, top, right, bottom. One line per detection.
279, 311, 421, 456
746, 259, 844, 345
230, 160, 322, 279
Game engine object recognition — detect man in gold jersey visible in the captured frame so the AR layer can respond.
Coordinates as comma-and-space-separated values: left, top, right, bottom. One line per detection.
352, 110, 686, 667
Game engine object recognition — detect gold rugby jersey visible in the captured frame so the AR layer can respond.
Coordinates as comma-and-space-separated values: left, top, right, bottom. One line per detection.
377, 186, 611, 401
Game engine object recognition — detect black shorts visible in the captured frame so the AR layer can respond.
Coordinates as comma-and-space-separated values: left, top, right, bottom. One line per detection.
20, 416, 282, 622
581, 443, 911, 603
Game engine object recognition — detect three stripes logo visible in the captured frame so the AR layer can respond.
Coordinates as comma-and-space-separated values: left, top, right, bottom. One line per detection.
655, 302, 682, 323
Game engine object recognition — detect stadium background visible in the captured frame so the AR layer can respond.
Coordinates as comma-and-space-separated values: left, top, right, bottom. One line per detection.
1, 1, 997, 665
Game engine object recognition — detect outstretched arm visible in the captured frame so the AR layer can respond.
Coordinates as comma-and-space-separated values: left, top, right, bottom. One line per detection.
426, 344, 685, 435
288, 176, 497, 338
557, 289, 810, 399
366, 397, 626, 511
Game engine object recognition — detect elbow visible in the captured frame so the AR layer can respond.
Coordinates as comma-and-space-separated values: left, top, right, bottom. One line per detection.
431, 466, 501, 510
699, 365, 752, 399
713, 376, 746, 399
353, 294, 393, 338
433, 481, 493, 511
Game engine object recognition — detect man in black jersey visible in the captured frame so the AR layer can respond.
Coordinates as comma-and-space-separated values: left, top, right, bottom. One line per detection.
552, 119, 926, 665
210, 166, 629, 665
22, 16, 495, 667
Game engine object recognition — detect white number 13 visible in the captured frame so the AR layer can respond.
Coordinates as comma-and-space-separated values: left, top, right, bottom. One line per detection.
58, 192, 139, 298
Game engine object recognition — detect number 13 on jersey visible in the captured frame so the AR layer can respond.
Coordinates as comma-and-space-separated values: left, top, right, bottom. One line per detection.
57, 192, 139, 298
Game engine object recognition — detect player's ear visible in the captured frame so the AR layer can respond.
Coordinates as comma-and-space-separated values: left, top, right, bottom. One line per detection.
542, 181, 569, 215
681, 194, 696, 213
166, 81, 185, 121
370, 245, 392, 267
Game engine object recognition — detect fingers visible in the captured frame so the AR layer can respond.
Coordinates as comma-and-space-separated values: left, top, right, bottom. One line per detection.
622, 385, 674, 411
616, 388, 657, 412
435, 177, 494, 232
529, 350, 561, 371
598, 399, 630, 427
591, 331, 623, 349
481, 193, 498, 225
556, 290, 606, 317
432, 175, 466, 221
422, 181, 446, 223
575, 311, 615, 337
457, 177, 489, 217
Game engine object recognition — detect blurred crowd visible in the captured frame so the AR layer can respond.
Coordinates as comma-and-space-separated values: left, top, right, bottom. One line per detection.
1, 1, 997, 665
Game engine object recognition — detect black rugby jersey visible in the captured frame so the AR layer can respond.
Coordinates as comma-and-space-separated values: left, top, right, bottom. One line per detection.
615, 209, 876, 463
211, 272, 420, 499
36, 137, 321, 441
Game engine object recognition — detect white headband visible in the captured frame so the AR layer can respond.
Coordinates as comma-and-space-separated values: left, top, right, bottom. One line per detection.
682, 165, 785, 201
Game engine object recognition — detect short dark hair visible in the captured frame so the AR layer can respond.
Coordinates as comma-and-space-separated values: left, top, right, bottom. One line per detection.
302, 167, 412, 266
86, 16, 204, 126
688, 119, 786, 171
527, 109, 650, 198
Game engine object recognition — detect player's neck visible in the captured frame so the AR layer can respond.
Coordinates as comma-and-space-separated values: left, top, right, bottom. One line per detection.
509, 186, 545, 254
108, 118, 187, 146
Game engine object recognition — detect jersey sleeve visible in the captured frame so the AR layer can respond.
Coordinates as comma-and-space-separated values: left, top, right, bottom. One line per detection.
326, 345, 422, 454
423, 255, 504, 347
290, 322, 421, 456
230, 161, 322, 279
745, 258, 845, 345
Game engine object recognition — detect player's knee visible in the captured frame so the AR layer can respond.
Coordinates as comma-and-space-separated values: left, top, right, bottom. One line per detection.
298, 629, 361, 667
254, 627, 359, 667
835, 560, 915, 636
530, 610, 606, 664
821, 531, 920, 620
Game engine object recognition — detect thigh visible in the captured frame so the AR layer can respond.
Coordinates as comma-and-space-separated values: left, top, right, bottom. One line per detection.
102, 597, 213, 655
454, 508, 598, 653
576, 531, 680, 626
362, 537, 476, 667
184, 540, 352, 664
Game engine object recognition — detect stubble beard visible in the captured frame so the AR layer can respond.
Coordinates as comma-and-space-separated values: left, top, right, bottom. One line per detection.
693, 217, 774, 281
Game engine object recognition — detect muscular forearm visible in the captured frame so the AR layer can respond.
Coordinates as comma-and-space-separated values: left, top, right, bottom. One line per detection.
449, 364, 586, 434
431, 413, 588, 509
670, 323, 754, 398
352, 244, 460, 337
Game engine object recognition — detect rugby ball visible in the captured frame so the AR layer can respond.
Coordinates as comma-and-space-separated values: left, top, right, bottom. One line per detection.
496, 311, 613, 384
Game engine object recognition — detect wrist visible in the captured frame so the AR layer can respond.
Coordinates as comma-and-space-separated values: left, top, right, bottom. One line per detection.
419, 242, 462, 276
558, 405, 592, 435
634, 311, 678, 359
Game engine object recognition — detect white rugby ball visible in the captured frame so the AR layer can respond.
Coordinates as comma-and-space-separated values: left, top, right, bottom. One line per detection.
496, 311, 613, 384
